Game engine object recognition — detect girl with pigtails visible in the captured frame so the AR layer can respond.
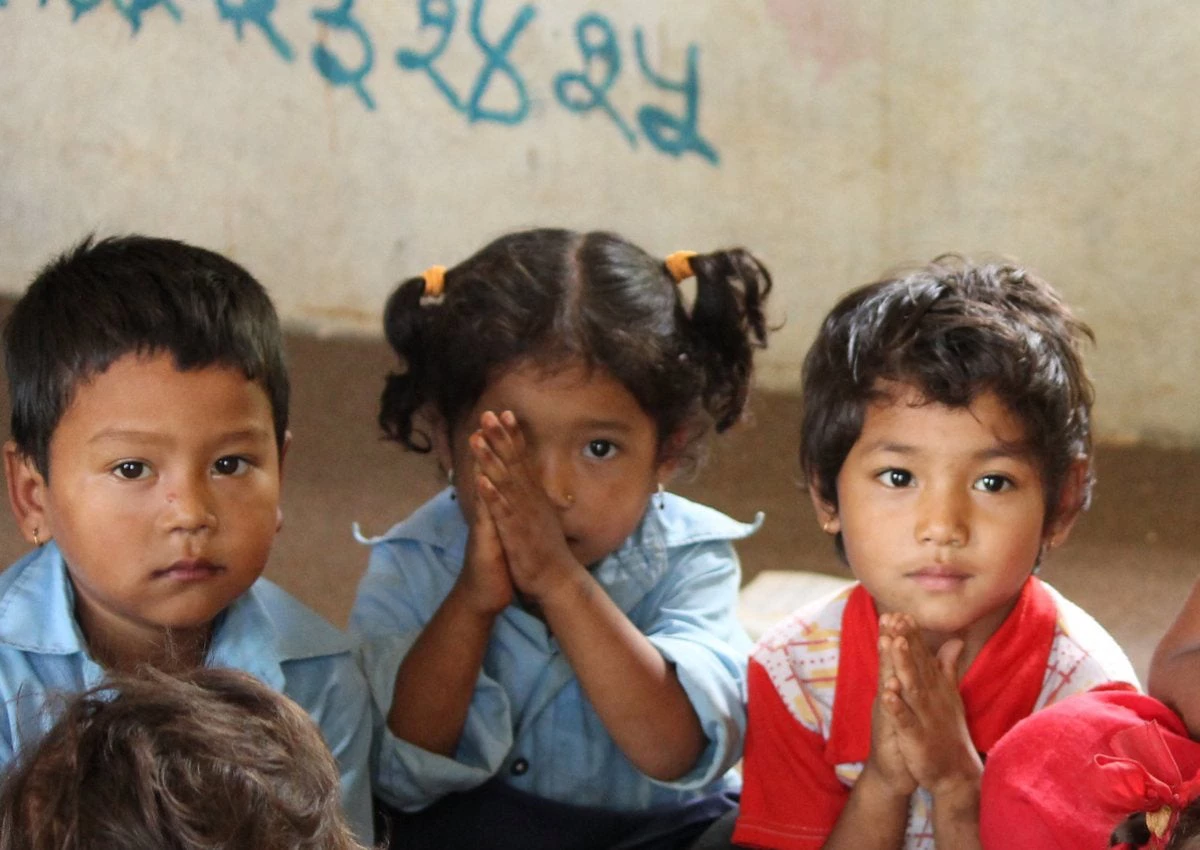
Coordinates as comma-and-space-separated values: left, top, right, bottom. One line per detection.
350, 228, 772, 849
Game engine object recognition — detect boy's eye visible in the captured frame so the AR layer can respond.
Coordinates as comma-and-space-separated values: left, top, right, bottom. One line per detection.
113, 461, 150, 480
584, 439, 617, 460
877, 468, 914, 488
212, 456, 249, 476
974, 474, 1013, 493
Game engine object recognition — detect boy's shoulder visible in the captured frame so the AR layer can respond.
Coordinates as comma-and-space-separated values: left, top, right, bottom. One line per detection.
1039, 580, 1141, 693
0, 545, 82, 657
747, 582, 861, 738
217, 577, 357, 666
751, 581, 860, 662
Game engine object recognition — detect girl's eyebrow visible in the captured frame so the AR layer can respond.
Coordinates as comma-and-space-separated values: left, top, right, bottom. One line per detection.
858, 440, 916, 455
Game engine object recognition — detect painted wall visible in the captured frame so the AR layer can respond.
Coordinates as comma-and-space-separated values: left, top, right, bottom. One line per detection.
1, 1, 1197, 444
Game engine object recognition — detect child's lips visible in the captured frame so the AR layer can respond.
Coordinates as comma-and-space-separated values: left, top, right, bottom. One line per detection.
906, 566, 971, 591
154, 559, 225, 582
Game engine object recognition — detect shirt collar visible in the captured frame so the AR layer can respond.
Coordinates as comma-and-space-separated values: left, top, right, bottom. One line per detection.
207, 580, 356, 690
826, 577, 1058, 764
0, 544, 353, 679
360, 488, 763, 615
0, 543, 89, 655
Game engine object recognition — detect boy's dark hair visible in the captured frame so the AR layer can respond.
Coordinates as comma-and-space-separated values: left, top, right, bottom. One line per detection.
0, 667, 368, 850
801, 255, 1094, 547
379, 228, 772, 463
4, 235, 289, 478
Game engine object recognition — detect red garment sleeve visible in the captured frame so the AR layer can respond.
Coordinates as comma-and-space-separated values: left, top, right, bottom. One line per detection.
734, 658, 849, 850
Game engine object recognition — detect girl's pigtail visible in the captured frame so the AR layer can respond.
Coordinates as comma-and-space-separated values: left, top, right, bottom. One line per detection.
379, 276, 435, 452
685, 249, 773, 432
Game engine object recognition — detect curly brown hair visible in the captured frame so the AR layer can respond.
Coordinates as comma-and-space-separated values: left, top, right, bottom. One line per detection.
0, 667, 370, 850
800, 255, 1094, 557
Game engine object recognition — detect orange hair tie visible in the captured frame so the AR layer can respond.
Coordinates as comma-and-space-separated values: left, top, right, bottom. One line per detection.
422, 265, 446, 298
665, 251, 697, 284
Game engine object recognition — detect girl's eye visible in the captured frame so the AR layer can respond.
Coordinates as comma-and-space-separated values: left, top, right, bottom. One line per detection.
584, 439, 617, 460
974, 474, 1013, 493
213, 456, 250, 477
877, 468, 914, 488
113, 461, 150, 481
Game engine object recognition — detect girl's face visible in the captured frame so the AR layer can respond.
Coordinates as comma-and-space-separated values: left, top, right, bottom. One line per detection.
440, 359, 673, 568
813, 381, 1081, 659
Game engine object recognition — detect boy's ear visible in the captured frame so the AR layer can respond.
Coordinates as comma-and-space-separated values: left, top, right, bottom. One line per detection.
4, 441, 49, 545
807, 476, 841, 535
1044, 456, 1089, 550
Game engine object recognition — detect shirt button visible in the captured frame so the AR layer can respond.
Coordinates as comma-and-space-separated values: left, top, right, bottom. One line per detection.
510, 758, 529, 776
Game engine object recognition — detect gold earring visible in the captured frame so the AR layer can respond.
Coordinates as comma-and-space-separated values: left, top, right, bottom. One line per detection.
32, 528, 41, 547
822, 519, 836, 534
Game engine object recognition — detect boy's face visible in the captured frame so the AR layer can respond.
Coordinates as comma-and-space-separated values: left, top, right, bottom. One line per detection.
813, 382, 1081, 653
5, 353, 284, 658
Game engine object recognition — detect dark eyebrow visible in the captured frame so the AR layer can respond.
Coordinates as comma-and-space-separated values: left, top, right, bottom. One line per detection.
88, 427, 274, 446
578, 419, 636, 432
860, 440, 1033, 462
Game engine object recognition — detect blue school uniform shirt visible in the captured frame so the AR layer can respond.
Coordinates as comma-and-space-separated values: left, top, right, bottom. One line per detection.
351, 488, 761, 813
0, 543, 375, 844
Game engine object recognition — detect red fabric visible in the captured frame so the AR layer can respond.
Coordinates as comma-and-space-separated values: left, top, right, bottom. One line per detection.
828, 579, 1061, 763
980, 687, 1194, 850
735, 660, 850, 850
734, 578, 1060, 849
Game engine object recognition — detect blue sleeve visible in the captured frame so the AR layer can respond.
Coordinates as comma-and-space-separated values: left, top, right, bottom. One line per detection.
350, 540, 514, 811
641, 540, 750, 790
282, 653, 376, 845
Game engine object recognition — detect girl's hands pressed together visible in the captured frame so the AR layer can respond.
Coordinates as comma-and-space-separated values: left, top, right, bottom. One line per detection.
469, 409, 583, 606
868, 614, 919, 799
458, 484, 513, 617
880, 613, 982, 798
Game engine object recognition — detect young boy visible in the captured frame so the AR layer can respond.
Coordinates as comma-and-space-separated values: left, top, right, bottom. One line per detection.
0, 235, 374, 842
0, 667, 371, 850
733, 257, 1139, 849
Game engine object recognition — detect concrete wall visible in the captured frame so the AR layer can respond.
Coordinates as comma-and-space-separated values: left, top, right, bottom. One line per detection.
1, 1, 1197, 444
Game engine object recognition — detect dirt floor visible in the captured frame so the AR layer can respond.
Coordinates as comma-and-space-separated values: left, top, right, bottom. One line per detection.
0, 324, 1195, 684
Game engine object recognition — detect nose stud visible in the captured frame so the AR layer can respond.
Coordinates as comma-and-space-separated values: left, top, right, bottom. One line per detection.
564, 493, 575, 506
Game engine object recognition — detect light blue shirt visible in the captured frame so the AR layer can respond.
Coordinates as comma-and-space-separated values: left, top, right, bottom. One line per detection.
351, 488, 760, 813
0, 543, 375, 844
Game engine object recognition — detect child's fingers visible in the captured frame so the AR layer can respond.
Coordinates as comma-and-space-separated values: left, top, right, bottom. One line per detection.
479, 410, 524, 465
936, 637, 966, 683
890, 636, 923, 699
878, 634, 898, 683
469, 429, 513, 488
882, 687, 919, 731
498, 410, 527, 453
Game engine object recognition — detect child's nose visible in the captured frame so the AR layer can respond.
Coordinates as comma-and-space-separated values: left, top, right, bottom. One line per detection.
536, 453, 576, 510
162, 474, 218, 533
915, 486, 969, 547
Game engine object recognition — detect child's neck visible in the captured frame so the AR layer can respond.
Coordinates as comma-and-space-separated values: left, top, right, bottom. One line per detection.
919, 595, 1022, 679
75, 604, 212, 673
